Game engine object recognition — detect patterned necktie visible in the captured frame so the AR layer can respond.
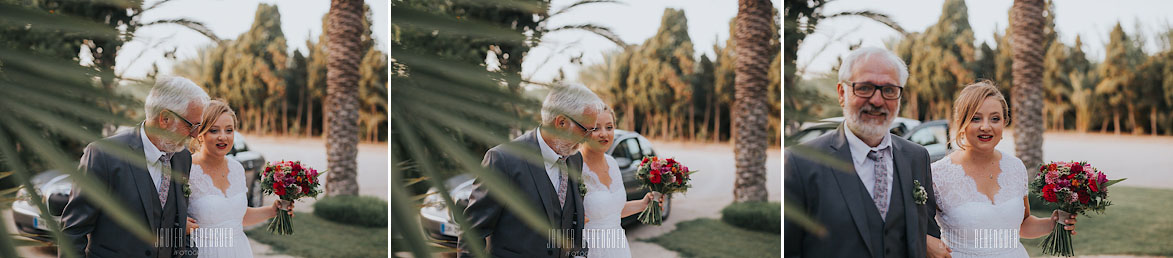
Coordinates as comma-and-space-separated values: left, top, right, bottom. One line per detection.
158, 153, 173, 208
556, 156, 569, 208
867, 148, 890, 220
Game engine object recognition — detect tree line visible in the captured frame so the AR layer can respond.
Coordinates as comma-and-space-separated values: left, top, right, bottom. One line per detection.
578, 8, 782, 145
173, 3, 387, 142
796, 0, 1173, 136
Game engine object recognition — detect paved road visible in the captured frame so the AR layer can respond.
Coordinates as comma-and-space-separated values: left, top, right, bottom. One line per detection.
995, 130, 1173, 189
624, 141, 782, 257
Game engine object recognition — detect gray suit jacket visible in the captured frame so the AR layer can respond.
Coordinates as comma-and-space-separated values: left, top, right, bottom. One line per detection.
458, 129, 587, 258
59, 125, 195, 258
784, 126, 940, 258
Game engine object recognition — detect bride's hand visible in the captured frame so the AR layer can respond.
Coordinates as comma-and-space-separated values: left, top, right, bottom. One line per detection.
642, 192, 666, 208
1050, 210, 1078, 235
926, 235, 951, 258
185, 217, 199, 235
272, 200, 296, 217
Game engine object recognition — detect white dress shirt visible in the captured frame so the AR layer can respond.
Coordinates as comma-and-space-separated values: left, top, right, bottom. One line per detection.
843, 126, 894, 201
139, 126, 167, 192
534, 129, 565, 192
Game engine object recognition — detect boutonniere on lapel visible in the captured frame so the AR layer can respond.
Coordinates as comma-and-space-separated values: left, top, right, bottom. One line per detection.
913, 180, 928, 205
578, 178, 588, 198
181, 175, 192, 199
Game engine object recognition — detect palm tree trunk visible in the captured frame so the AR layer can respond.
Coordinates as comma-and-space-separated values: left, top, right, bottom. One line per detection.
702, 92, 712, 140
714, 104, 722, 142
732, 0, 771, 202
1011, 0, 1045, 175
689, 103, 695, 141
295, 87, 305, 135
307, 99, 315, 137
1127, 103, 1140, 135
1113, 110, 1121, 135
1151, 106, 1158, 136
324, 0, 363, 196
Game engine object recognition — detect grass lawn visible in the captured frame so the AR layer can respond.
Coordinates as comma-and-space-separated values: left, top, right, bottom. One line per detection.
643, 218, 780, 258
1021, 186, 1173, 257
245, 212, 387, 258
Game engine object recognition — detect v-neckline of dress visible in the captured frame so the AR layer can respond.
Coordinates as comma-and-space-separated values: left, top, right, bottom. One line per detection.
195, 163, 232, 198
584, 160, 613, 192
947, 152, 1004, 205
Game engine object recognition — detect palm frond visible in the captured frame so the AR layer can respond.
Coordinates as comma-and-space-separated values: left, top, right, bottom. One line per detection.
142, 18, 221, 42
820, 10, 907, 35
547, 24, 627, 46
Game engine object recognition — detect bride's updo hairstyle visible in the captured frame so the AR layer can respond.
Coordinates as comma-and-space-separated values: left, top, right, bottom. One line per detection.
950, 80, 1011, 150
189, 99, 238, 151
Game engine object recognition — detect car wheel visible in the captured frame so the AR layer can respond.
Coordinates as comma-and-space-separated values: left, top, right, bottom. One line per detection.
660, 196, 671, 220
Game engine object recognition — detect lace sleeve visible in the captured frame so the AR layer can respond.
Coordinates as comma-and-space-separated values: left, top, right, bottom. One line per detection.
227, 158, 249, 196
606, 155, 625, 189
187, 164, 213, 199
930, 157, 971, 212
930, 160, 947, 210
1001, 154, 1030, 198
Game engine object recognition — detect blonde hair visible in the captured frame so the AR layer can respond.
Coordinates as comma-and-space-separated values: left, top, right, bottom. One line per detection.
189, 100, 238, 151
951, 80, 1011, 150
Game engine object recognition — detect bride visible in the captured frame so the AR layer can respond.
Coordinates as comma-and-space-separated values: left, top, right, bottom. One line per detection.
579, 107, 663, 258
184, 100, 293, 257
926, 81, 1078, 258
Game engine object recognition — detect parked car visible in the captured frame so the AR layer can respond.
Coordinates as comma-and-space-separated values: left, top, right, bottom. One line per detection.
11, 130, 266, 242
903, 120, 951, 162
419, 130, 669, 247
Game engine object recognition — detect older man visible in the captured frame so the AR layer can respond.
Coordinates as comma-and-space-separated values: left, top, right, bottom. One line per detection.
458, 83, 602, 258
784, 47, 944, 258
60, 77, 209, 258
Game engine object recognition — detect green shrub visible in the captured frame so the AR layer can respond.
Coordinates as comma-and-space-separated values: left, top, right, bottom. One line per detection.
720, 201, 781, 234
313, 195, 388, 227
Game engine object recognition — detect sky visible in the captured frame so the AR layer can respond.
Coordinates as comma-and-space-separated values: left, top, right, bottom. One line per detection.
115, 0, 389, 80
796, 0, 1173, 79
522, 0, 781, 84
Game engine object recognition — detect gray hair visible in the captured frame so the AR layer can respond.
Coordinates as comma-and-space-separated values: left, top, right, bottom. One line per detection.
837, 47, 909, 86
540, 82, 604, 125
145, 77, 210, 121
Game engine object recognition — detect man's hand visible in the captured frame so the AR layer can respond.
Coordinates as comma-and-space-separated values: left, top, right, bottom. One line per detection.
927, 235, 952, 258
186, 217, 199, 235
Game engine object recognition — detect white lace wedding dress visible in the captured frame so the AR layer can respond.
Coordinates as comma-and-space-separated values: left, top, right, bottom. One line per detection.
188, 159, 253, 257
930, 150, 1029, 258
581, 155, 632, 258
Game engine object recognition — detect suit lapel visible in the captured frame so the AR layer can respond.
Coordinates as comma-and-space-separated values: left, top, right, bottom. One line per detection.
130, 125, 161, 230
522, 131, 559, 225
891, 141, 923, 257
828, 127, 877, 257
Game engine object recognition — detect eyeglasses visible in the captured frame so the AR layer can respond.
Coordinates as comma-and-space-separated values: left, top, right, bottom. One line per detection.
846, 81, 903, 100
564, 115, 598, 135
166, 109, 201, 136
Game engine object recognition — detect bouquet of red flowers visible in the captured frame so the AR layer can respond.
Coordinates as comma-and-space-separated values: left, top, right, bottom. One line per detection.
260, 160, 323, 235
1029, 161, 1125, 257
634, 156, 695, 225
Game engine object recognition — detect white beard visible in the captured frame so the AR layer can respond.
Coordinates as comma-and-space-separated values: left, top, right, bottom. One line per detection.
844, 103, 896, 140
156, 121, 189, 153
549, 138, 580, 157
